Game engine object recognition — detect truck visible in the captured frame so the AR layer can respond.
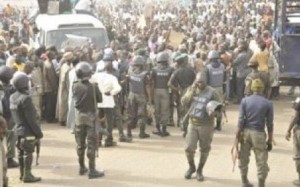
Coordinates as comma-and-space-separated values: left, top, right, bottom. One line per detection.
31, 13, 109, 51
274, 0, 300, 85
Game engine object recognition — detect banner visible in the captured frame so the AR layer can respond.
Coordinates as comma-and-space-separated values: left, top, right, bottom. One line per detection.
168, 31, 185, 49
137, 15, 147, 29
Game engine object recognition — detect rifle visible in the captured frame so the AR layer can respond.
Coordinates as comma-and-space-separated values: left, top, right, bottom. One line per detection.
231, 139, 240, 173
35, 139, 40, 166
222, 101, 228, 123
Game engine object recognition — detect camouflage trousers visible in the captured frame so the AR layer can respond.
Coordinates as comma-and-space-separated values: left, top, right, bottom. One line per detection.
75, 125, 97, 160
16, 136, 37, 180
113, 98, 126, 137
293, 128, 300, 172
0, 140, 7, 186
185, 124, 214, 158
6, 118, 16, 159
154, 89, 170, 126
178, 88, 189, 129
16, 138, 36, 157
127, 93, 147, 131
239, 129, 269, 180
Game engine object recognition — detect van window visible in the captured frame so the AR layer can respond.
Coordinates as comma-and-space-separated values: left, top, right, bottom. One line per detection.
46, 28, 109, 50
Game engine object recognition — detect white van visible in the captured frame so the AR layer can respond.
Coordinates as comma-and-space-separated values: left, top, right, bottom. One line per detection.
32, 14, 109, 51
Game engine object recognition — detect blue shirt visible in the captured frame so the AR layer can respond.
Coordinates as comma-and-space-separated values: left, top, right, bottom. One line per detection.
238, 94, 273, 133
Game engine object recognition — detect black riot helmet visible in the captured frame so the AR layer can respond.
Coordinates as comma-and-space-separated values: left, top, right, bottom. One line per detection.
75, 62, 93, 80
0, 66, 13, 84
12, 72, 29, 91
156, 52, 169, 63
131, 55, 145, 66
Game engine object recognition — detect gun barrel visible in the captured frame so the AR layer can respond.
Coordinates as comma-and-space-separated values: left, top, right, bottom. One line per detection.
36, 140, 40, 166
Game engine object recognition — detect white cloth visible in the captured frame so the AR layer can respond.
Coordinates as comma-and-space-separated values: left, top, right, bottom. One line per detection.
104, 48, 113, 56
66, 69, 77, 129
91, 72, 121, 108
96, 60, 119, 72
75, 0, 92, 11
5, 55, 15, 68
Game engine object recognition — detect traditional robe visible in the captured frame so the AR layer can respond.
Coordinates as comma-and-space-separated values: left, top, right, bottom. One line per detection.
56, 62, 71, 123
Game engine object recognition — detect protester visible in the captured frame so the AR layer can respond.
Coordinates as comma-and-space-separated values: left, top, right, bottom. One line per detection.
0, 0, 283, 184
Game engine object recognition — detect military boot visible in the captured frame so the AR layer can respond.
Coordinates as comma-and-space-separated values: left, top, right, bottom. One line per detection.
196, 163, 204, 181
241, 175, 253, 187
139, 124, 150, 139
127, 126, 132, 139
196, 153, 208, 181
185, 155, 196, 179
79, 155, 88, 175
119, 135, 132, 142
18, 156, 24, 180
88, 158, 105, 179
7, 158, 19, 168
23, 154, 41, 183
152, 124, 162, 136
161, 126, 170, 137
258, 178, 265, 187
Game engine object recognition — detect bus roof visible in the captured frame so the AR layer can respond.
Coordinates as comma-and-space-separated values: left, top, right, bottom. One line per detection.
35, 14, 105, 31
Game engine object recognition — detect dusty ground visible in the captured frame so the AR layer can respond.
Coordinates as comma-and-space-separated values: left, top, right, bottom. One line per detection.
4, 90, 299, 187
0, 1, 299, 186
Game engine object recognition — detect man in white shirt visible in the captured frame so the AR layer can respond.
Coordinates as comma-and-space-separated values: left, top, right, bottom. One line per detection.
91, 54, 122, 147
96, 48, 118, 73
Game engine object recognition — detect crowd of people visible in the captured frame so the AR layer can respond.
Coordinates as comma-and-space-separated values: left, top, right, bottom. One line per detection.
0, 0, 299, 187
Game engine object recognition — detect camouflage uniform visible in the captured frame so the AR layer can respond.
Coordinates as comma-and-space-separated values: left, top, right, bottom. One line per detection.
73, 78, 103, 178
126, 55, 151, 138
181, 85, 221, 180
152, 63, 173, 136
11, 90, 43, 182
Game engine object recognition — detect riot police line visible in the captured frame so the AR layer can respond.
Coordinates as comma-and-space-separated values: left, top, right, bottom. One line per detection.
0, 0, 298, 187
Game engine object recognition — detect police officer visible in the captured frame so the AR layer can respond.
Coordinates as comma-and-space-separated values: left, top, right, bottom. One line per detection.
152, 52, 173, 137
10, 73, 43, 183
204, 50, 225, 131
0, 66, 19, 168
233, 79, 273, 187
286, 97, 300, 186
181, 72, 222, 182
72, 62, 104, 179
244, 60, 270, 97
168, 53, 196, 134
127, 55, 151, 139
114, 51, 132, 142
0, 116, 8, 187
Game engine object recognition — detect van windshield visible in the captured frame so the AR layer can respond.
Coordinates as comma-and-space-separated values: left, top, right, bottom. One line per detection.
46, 28, 109, 50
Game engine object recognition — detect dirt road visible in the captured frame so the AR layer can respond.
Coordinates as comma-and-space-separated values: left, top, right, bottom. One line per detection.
5, 94, 298, 187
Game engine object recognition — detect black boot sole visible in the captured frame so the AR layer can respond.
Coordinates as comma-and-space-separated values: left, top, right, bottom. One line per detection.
23, 178, 42, 183
88, 173, 105, 179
